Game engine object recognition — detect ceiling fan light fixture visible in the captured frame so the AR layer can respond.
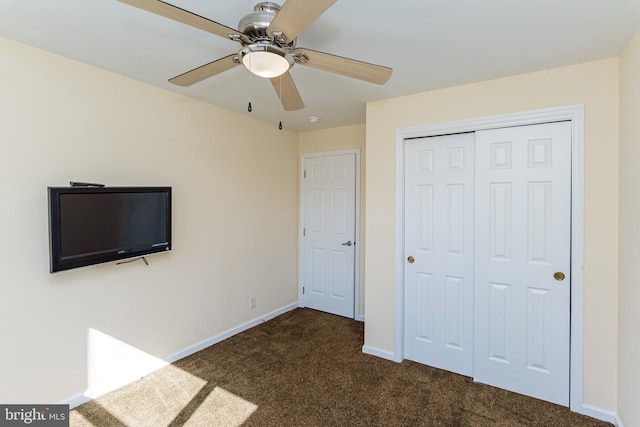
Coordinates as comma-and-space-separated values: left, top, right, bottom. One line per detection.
239, 44, 294, 78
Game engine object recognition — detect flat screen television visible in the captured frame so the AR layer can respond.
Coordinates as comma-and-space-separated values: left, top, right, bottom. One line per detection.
48, 186, 171, 273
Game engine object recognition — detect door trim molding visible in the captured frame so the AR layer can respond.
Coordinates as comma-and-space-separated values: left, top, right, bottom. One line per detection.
299, 149, 362, 320
393, 105, 585, 413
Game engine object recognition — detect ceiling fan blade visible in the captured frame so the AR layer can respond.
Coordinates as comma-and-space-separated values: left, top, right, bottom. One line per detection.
169, 54, 239, 86
267, 0, 336, 42
293, 48, 392, 85
118, 0, 246, 41
271, 72, 305, 111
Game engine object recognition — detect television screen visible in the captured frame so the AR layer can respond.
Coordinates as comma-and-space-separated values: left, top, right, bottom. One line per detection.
48, 187, 171, 272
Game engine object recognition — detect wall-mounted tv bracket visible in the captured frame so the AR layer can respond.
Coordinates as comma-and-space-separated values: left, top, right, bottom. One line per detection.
116, 256, 149, 266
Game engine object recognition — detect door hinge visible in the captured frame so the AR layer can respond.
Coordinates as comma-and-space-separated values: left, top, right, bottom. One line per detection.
303, 228, 306, 236
304, 170, 306, 178
302, 286, 305, 294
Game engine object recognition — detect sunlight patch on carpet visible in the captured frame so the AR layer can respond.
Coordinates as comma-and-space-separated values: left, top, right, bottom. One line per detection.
68, 411, 93, 426
183, 387, 258, 427
90, 364, 209, 426
77, 328, 259, 426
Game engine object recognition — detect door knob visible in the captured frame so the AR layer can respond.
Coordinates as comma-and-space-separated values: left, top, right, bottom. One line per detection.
407, 256, 415, 263
341, 241, 353, 246
554, 272, 565, 281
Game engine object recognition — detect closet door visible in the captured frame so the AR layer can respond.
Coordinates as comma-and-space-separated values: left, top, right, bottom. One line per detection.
404, 133, 475, 376
473, 122, 572, 406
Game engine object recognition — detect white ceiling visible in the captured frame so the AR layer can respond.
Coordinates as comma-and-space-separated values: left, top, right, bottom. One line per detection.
1, 0, 639, 131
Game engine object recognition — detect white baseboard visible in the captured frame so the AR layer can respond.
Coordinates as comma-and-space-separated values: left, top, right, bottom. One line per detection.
59, 302, 299, 409
61, 393, 91, 409
581, 403, 619, 425
165, 302, 298, 363
362, 345, 401, 362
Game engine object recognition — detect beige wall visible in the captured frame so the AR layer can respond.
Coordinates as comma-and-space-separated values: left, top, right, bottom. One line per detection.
618, 28, 640, 427
299, 125, 366, 316
0, 37, 299, 403
365, 59, 620, 411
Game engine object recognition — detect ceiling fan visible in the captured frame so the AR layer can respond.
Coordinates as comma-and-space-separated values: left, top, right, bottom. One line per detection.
118, 0, 393, 111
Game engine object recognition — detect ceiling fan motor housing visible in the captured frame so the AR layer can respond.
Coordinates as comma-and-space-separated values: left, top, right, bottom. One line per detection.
239, 2, 291, 44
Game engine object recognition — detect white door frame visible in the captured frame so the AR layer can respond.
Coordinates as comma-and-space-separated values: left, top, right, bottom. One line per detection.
393, 105, 584, 413
299, 149, 362, 320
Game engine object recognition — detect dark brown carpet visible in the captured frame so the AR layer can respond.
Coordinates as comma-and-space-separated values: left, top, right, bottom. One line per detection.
71, 308, 610, 426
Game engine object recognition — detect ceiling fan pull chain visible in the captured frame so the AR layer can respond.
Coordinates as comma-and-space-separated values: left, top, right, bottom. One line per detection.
278, 75, 283, 130
247, 52, 253, 113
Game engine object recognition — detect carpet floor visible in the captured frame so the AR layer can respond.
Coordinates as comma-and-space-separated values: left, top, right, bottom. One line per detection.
71, 308, 610, 426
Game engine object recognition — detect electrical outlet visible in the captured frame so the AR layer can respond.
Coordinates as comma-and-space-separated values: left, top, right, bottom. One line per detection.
250, 297, 256, 309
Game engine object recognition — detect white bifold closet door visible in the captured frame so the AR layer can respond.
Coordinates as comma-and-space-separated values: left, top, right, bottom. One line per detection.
404, 121, 571, 406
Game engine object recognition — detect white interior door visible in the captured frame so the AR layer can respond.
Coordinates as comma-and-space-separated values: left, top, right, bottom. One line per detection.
302, 153, 356, 318
404, 133, 475, 376
473, 121, 572, 406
